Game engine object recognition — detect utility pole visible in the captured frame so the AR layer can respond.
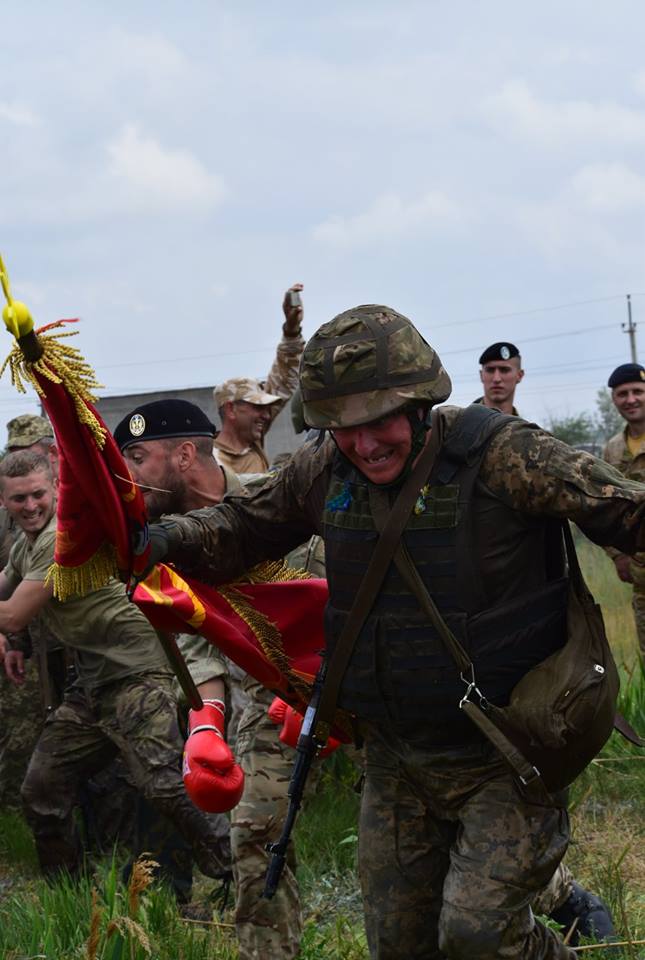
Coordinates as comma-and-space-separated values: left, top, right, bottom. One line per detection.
622, 293, 638, 363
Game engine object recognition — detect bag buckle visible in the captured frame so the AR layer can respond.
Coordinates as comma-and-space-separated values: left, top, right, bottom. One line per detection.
519, 766, 542, 786
459, 666, 489, 711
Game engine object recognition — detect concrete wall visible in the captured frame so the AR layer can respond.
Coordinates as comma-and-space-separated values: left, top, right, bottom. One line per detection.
93, 387, 301, 463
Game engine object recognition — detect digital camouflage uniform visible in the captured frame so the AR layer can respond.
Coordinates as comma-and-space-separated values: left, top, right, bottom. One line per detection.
603, 426, 645, 658
213, 332, 305, 475
152, 323, 645, 960
4, 515, 230, 881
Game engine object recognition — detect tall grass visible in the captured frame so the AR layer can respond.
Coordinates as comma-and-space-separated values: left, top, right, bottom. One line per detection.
0, 857, 237, 960
0, 536, 642, 958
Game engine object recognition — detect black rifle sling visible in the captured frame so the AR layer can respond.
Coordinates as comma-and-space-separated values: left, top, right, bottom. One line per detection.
368, 483, 553, 800
313, 410, 444, 740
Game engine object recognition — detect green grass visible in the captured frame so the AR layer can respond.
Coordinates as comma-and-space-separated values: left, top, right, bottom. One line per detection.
0, 537, 643, 958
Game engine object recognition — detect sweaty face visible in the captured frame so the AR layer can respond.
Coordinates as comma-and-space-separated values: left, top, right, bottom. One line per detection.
480, 358, 523, 407
232, 401, 273, 445
332, 412, 413, 484
1, 468, 56, 537
612, 382, 645, 428
123, 440, 187, 518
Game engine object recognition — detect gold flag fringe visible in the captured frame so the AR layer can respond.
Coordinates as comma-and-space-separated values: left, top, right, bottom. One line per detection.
218, 561, 314, 705
219, 559, 354, 736
0, 322, 106, 448
46, 541, 120, 601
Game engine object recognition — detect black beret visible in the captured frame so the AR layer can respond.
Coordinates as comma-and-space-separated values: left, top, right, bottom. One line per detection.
607, 363, 645, 389
479, 342, 520, 365
113, 399, 215, 451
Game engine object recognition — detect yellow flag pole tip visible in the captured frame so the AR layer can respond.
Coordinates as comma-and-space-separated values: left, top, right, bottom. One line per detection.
2, 301, 34, 339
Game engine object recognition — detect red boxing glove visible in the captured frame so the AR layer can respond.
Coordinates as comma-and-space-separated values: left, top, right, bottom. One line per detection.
183, 699, 244, 813
267, 697, 341, 758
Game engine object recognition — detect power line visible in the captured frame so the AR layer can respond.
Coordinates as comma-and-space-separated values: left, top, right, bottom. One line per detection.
440, 323, 616, 357
430, 294, 632, 331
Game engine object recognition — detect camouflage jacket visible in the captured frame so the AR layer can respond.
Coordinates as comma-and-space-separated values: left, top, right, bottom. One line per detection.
602, 426, 645, 561
213, 333, 305, 474
161, 407, 645, 584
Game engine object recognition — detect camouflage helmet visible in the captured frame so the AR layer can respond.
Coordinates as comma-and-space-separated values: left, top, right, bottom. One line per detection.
300, 305, 451, 429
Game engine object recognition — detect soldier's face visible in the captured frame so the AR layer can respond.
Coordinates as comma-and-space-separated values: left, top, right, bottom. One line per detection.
612, 382, 645, 426
480, 358, 523, 406
332, 412, 413, 484
230, 401, 273, 444
0, 468, 56, 538
123, 439, 187, 518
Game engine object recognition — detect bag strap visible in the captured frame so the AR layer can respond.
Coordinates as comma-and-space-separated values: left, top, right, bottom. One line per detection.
314, 410, 444, 738
369, 488, 552, 801
561, 521, 587, 596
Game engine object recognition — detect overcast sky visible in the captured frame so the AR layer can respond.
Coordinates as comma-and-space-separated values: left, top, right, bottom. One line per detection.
1, 1, 644, 443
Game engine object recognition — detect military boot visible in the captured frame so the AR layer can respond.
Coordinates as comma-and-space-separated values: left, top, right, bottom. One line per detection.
549, 881, 615, 946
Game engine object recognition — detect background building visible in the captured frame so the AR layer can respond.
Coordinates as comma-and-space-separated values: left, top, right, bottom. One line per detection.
93, 387, 300, 464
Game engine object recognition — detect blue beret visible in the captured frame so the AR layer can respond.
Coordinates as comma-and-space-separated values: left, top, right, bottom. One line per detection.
114, 399, 215, 451
479, 342, 520, 365
607, 364, 645, 389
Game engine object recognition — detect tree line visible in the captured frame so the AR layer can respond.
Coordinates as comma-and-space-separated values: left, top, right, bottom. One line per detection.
546, 388, 622, 449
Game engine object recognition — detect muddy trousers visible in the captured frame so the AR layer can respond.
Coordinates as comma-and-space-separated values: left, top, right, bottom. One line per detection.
21, 675, 230, 881
359, 727, 576, 960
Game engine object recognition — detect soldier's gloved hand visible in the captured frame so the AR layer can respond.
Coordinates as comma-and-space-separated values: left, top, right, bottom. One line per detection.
268, 696, 341, 757
129, 521, 182, 592
183, 699, 245, 813
148, 524, 174, 564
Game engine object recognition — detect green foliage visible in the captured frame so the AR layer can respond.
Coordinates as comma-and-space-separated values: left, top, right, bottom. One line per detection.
295, 754, 361, 888
595, 387, 623, 441
546, 411, 598, 446
0, 858, 236, 960
299, 915, 368, 959
0, 808, 37, 868
546, 387, 623, 448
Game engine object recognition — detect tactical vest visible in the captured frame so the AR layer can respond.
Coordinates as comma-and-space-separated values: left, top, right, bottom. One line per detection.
322, 405, 568, 746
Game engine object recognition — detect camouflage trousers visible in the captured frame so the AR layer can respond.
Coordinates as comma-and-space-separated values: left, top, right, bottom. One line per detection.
359, 725, 575, 960
231, 698, 320, 960
0, 659, 43, 808
21, 673, 230, 881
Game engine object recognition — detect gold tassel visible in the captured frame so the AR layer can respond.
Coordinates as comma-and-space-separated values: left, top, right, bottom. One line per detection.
46, 541, 120, 600
218, 583, 313, 703
0, 321, 106, 447
218, 559, 313, 701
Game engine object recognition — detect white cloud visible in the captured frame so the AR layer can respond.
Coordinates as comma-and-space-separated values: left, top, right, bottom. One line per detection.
106, 124, 227, 212
571, 162, 645, 213
312, 190, 463, 248
0, 101, 39, 127
484, 80, 645, 145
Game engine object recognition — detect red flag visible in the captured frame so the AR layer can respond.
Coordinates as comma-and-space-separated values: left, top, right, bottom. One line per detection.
2, 320, 337, 719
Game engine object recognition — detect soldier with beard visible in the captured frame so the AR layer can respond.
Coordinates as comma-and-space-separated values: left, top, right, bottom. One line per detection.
115, 398, 315, 960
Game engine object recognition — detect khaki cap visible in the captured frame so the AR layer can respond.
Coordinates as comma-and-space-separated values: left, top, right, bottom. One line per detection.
214, 377, 281, 408
6, 414, 54, 449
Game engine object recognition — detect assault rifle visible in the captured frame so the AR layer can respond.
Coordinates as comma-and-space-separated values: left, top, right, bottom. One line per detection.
263, 659, 327, 899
